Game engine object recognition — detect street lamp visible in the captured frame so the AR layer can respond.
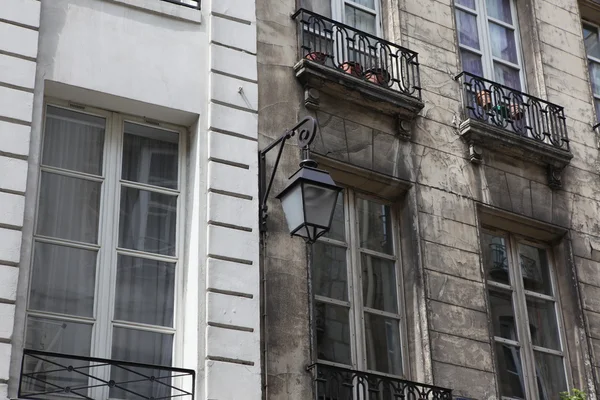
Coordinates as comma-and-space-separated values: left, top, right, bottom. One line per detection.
259, 117, 342, 244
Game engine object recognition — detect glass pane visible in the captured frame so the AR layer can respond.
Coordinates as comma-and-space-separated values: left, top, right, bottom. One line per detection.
350, 0, 375, 9
527, 297, 561, 350
495, 342, 526, 400
122, 123, 179, 190
482, 233, 511, 285
518, 244, 553, 295
315, 302, 352, 365
115, 255, 175, 327
111, 327, 173, 400
119, 187, 177, 256
29, 242, 96, 317
43, 106, 105, 176
489, 289, 518, 341
489, 22, 518, 64
589, 62, 600, 97
456, 10, 480, 49
534, 351, 567, 400
361, 253, 398, 313
486, 0, 513, 24
494, 62, 521, 90
312, 242, 348, 301
324, 192, 345, 241
357, 198, 393, 254
37, 172, 101, 244
595, 98, 600, 122
364, 313, 402, 375
345, 5, 376, 35
583, 24, 600, 59
24, 317, 93, 396
461, 49, 484, 77
457, 0, 476, 10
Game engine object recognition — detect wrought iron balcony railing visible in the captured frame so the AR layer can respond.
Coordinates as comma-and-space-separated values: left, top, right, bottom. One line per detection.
292, 9, 422, 100
161, 0, 200, 9
455, 71, 569, 151
19, 349, 195, 400
309, 363, 452, 400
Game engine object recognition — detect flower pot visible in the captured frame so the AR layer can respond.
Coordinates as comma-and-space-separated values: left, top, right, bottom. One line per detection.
365, 68, 391, 86
476, 90, 492, 110
339, 61, 362, 77
305, 51, 327, 64
509, 104, 524, 121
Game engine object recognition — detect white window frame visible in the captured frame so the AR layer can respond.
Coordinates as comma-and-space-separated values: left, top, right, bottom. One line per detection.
482, 228, 571, 400
332, 0, 382, 36
313, 189, 408, 378
582, 20, 600, 122
455, 0, 526, 90
24, 99, 187, 398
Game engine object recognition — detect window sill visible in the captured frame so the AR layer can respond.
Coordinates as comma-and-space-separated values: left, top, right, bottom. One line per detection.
108, 0, 201, 24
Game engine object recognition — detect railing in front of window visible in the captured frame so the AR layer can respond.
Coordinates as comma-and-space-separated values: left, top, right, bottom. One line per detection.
292, 9, 422, 100
455, 71, 569, 151
19, 349, 195, 400
309, 363, 452, 400
161, 0, 200, 9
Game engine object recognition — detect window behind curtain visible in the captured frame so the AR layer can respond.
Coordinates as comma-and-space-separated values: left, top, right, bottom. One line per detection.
583, 23, 600, 121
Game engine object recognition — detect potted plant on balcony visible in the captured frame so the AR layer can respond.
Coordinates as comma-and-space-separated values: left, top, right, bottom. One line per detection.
476, 90, 492, 110
305, 51, 328, 64
365, 67, 391, 86
339, 61, 362, 77
560, 389, 587, 400
494, 103, 524, 121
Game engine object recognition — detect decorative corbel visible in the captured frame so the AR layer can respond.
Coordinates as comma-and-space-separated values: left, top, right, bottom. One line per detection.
547, 165, 564, 190
304, 86, 321, 110
467, 141, 483, 164
397, 116, 412, 141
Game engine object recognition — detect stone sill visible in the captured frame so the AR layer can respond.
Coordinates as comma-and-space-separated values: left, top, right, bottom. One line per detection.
109, 0, 201, 24
294, 59, 424, 129
459, 119, 573, 188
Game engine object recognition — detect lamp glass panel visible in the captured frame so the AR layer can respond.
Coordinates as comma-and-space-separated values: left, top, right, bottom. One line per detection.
279, 183, 305, 234
303, 182, 339, 228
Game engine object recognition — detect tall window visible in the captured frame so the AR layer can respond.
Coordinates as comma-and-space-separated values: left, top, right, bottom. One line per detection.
312, 190, 406, 376
455, 0, 524, 90
582, 22, 600, 121
333, 0, 381, 35
481, 230, 568, 400
23, 103, 184, 398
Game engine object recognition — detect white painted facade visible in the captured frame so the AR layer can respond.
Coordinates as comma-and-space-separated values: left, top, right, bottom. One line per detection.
0, 0, 261, 399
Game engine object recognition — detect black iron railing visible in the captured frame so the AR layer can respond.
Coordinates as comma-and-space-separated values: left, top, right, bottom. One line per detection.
455, 71, 569, 151
309, 363, 452, 400
161, 0, 200, 9
19, 349, 195, 400
292, 9, 422, 100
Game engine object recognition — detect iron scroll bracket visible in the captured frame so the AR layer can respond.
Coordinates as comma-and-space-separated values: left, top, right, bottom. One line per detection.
259, 116, 318, 232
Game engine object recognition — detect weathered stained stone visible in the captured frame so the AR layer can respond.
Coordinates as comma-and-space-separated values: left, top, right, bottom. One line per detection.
535, 0, 582, 36
423, 240, 483, 282
481, 166, 512, 211
591, 338, 600, 367
315, 111, 349, 163
426, 270, 487, 311
505, 172, 533, 217
581, 283, 600, 313
553, 190, 574, 229
432, 361, 496, 399
344, 120, 373, 170
585, 310, 600, 340
430, 331, 493, 372
531, 181, 553, 223
569, 193, 600, 234
418, 148, 474, 198
372, 129, 399, 177
562, 166, 600, 200
429, 300, 490, 342
417, 185, 475, 225
575, 257, 600, 288
412, 116, 466, 159
418, 65, 462, 101
544, 64, 591, 104
401, 13, 457, 54
419, 213, 480, 253
404, 0, 453, 29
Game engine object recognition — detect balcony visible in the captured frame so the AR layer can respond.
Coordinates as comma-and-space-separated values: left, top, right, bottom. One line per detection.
291, 9, 424, 140
309, 363, 452, 400
18, 349, 195, 400
455, 72, 573, 189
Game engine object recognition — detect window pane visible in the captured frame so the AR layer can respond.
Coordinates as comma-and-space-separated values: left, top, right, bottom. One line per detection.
489, 289, 519, 340
315, 302, 352, 365
350, 0, 375, 9
43, 106, 105, 176
364, 313, 402, 375
494, 62, 521, 90
456, 0, 476, 10
24, 317, 92, 395
119, 187, 177, 256
345, 5, 376, 35
357, 198, 393, 254
313, 242, 349, 301
115, 255, 175, 327
37, 172, 101, 244
324, 192, 345, 241
518, 244, 553, 295
361, 253, 398, 313
583, 24, 600, 59
482, 233, 511, 285
489, 23, 518, 64
534, 351, 567, 400
589, 62, 600, 97
461, 49, 484, 77
495, 342, 526, 400
122, 123, 179, 190
111, 327, 173, 400
527, 297, 561, 350
486, 0, 513, 24
456, 10, 480, 49
29, 242, 96, 317
595, 98, 600, 122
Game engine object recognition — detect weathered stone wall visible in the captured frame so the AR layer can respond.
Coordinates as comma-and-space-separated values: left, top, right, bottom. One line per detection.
257, 0, 600, 398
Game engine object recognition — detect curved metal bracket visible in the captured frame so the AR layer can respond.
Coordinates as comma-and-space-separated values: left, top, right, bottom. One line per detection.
259, 116, 318, 232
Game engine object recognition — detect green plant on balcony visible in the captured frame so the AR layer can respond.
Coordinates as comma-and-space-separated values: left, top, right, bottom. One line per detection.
560, 388, 587, 400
